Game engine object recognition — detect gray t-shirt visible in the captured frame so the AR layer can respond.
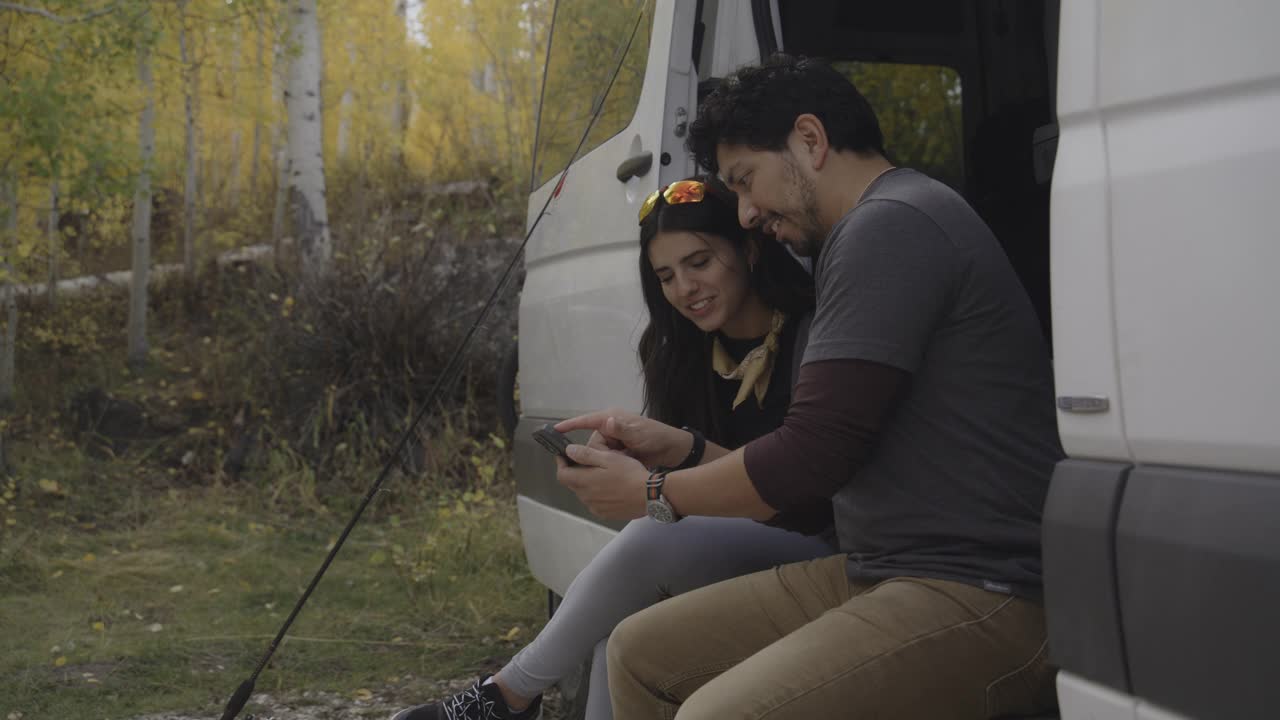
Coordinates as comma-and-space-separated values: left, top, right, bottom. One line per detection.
806, 168, 1063, 597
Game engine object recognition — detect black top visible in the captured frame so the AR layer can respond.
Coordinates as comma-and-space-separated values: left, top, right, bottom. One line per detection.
709, 318, 799, 449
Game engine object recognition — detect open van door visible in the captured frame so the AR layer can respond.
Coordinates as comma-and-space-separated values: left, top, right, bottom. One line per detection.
516, 0, 702, 599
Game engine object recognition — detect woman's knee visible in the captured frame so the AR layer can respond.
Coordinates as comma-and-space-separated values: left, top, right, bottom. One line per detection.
609, 520, 669, 563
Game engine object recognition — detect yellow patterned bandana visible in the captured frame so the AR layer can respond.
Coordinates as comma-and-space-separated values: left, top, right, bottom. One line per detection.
711, 309, 787, 410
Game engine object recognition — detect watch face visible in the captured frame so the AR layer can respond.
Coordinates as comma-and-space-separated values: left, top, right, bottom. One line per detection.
646, 499, 676, 524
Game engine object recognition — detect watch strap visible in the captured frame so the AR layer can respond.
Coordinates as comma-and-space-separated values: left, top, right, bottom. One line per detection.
674, 427, 706, 470
645, 468, 681, 522
646, 468, 667, 500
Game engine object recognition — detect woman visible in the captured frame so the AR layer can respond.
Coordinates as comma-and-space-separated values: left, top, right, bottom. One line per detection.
391, 177, 832, 720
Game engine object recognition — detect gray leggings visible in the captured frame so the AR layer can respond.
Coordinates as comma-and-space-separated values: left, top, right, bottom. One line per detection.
494, 516, 835, 720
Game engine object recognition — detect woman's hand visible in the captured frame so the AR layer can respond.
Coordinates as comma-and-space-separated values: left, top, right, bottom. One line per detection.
556, 409, 693, 469
555, 444, 650, 520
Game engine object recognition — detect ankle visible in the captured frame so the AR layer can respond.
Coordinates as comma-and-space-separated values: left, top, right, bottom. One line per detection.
490, 676, 531, 713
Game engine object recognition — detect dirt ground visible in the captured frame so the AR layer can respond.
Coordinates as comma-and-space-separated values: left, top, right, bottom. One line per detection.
124, 683, 566, 720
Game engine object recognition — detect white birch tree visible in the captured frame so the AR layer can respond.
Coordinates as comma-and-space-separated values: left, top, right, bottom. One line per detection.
284, 0, 331, 281
336, 42, 355, 162
177, 0, 200, 276
388, 0, 409, 165
45, 180, 58, 306
270, 10, 289, 257
249, 11, 265, 195
128, 31, 156, 369
228, 24, 243, 206
0, 173, 17, 409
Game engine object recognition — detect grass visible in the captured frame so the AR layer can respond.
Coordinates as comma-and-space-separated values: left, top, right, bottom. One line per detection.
0, 177, 541, 720
0, 466, 546, 720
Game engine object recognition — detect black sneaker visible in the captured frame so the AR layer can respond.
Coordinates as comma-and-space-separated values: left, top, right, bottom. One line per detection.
389, 676, 542, 720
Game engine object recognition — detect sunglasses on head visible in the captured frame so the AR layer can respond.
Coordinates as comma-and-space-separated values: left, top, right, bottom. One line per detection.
638, 180, 707, 224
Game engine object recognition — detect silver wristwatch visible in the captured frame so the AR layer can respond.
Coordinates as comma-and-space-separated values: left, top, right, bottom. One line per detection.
645, 469, 681, 524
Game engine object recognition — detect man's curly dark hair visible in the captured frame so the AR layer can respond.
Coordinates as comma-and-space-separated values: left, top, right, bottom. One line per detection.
688, 54, 886, 175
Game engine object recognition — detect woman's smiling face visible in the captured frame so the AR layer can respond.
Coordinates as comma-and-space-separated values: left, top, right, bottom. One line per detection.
647, 230, 761, 337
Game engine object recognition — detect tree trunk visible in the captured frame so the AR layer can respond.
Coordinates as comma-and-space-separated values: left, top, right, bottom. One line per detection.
272, 147, 288, 263
337, 41, 356, 161
285, 0, 331, 281
388, 0, 409, 165
178, 0, 199, 277
337, 40, 353, 163
249, 10, 265, 195
270, 4, 289, 256
337, 88, 354, 161
128, 37, 157, 370
46, 180, 58, 307
0, 173, 18, 409
228, 27, 243, 207
528, 1, 542, 189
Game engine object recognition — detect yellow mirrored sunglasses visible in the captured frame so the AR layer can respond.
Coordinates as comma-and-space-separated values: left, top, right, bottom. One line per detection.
638, 180, 707, 223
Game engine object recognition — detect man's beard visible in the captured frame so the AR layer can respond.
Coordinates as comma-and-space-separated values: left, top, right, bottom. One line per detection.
781, 155, 826, 257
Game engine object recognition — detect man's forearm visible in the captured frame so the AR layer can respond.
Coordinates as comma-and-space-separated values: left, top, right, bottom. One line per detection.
702, 440, 731, 464
660, 448, 777, 521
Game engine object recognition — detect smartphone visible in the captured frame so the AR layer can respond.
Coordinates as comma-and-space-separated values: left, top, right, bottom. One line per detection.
533, 424, 578, 466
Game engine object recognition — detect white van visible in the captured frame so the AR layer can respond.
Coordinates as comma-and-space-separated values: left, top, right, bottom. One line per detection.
510, 2, 1280, 718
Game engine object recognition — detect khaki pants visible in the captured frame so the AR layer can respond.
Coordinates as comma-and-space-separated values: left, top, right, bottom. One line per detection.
607, 555, 1055, 719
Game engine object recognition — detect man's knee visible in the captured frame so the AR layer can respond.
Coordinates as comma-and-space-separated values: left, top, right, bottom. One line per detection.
606, 606, 655, 680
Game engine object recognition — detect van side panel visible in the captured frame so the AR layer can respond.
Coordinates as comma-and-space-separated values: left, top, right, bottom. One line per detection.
1042, 459, 1132, 693
1100, 0, 1280, 474
519, 246, 647, 422
1054, 3, 1280, 718
1050, 0, 1131, 463
1116, 466, 1280, 720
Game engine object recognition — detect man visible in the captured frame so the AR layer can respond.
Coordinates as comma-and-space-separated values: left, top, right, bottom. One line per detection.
555, 54, 1063, 719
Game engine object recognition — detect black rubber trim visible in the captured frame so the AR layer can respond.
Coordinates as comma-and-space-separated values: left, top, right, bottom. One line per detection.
1042, 458, 1132, 693
1116, 464, 1280, 720
751, 0, 778, 58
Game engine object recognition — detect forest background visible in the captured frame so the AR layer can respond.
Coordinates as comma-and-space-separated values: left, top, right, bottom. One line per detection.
0, 0, 558, 718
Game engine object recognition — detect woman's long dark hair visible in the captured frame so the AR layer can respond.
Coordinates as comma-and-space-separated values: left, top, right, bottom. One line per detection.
637, 175, 814, 445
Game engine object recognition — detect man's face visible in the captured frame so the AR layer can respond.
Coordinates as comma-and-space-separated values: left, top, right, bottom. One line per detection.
716, 141, 826, 257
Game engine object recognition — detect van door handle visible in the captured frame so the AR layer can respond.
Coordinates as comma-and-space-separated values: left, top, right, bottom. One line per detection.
616, 152, 653, 182
1057, 395, 1110, 413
